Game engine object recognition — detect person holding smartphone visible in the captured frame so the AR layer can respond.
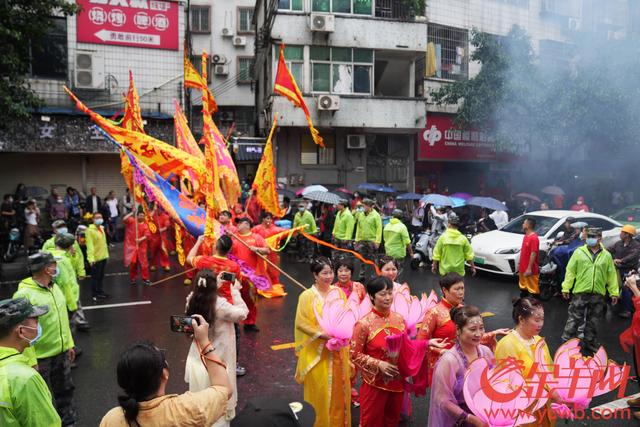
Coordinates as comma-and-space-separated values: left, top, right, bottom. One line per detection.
99, 314, 231, 426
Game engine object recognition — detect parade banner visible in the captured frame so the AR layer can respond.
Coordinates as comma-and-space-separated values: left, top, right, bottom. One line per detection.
76, 0, 179, 50
252, 116, 286, 217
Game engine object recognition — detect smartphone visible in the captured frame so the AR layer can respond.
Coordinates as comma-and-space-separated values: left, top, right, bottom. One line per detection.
220, 271, 236, 283
170, 315, 194, 334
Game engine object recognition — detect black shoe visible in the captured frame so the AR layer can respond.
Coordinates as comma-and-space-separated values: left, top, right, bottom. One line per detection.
77, 323, 91, 332
143, 280, 152, 287
130, 280, 137, 286
243, 324, 260, 332
74, 347, 83, 358
96, 293, 109, 300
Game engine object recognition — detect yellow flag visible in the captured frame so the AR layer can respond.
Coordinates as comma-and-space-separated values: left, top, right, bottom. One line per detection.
426, 42, 438, 78
252, 116, 286, 217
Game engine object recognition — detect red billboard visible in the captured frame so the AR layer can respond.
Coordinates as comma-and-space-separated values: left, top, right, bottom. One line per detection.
76, 0, 179, 50
418, 114, 500, 161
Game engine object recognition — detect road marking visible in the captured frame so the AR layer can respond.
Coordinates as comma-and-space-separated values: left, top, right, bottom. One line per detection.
481, 312, 495, 318
591, 392, 640, 414
271, 342, 297, 351
84, 301, 152, 310
105, 272, 129, 277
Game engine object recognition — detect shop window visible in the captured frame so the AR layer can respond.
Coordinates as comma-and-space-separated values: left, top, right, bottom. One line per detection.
279, 0, 303, 11
427, 24, 468, 81
312, 0, 372, 14
31, 17, 67, 79
301, 134, 335, 165
311, 47, 373, 94
238, 57, 255, 83
238, 7, 254, 34
191, 6, 211, 33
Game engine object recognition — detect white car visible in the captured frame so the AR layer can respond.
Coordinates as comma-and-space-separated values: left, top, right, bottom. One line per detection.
470, 210, 622, 275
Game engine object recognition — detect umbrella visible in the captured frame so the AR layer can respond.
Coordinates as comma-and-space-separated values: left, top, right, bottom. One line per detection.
467, 197, 507, 211
277, 189, 296, 199
450, 192, 473, 201
297, 185, 328, 197
541, 186, 565, 196
334, 189, 354, 200
450, 197, 466, 208
420, 194, 455, 207
357, 183, 396, 193
303, 191, 342, 205
335, 187, 353, 195
396, 192, 423, 201
514, 193, 541, 203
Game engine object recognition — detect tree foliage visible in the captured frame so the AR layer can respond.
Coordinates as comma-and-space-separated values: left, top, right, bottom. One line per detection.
0, 1, 77, 123
431, 24, 640, 154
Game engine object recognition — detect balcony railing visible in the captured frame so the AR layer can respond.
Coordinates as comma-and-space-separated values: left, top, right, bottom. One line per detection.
375, 0, 420, 21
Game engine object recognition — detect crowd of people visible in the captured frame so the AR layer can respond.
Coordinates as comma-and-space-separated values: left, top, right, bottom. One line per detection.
4, 181, 640, 427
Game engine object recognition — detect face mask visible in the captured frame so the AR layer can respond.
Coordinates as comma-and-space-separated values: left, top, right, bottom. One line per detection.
298, 207, 305, 212
586, 237, 598, 247
95, 219, 104, 226
49, 266, 60, 279
577, 200, 583, 205
57, 198, 63, 203
56, 227, 68, 235
20, 323, 42, 345
357, 207, 364, 213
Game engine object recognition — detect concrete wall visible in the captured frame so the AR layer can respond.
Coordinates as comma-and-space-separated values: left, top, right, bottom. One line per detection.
190, 0, 256, 108
32, 4, 186, 115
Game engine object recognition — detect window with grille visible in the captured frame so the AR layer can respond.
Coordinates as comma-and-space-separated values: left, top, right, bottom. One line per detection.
311, 47, 373, 94
238, 57, 255, 83
191, 6, 210, 33
193, 55, 211, 83
312, 0, 372, 15
427, 24, 469, 81
301, 134, 335, 165
31, 17, 67, 79
278, 0, 303, 11
238, 7, 254, 33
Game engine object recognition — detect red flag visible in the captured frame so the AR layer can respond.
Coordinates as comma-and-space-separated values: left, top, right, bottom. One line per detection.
274, 44, 324, 147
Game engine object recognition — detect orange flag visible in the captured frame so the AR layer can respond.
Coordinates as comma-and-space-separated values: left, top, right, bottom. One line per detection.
252, 116, 285, 217
64, 86, 205, 179
184, 54, 218, 113
173, 100, 202, 158
274, 44, 324, 147
120, 71, 145, 197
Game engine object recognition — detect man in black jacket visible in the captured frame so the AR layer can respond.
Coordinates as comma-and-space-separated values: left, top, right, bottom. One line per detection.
84, 187, 102, 215
609, 224, 640, 318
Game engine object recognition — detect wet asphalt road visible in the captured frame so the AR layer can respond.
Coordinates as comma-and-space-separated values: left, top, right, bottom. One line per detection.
1, 244, 638, 426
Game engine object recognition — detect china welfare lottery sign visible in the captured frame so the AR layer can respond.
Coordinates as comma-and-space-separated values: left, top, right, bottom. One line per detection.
76, 0, 179, 50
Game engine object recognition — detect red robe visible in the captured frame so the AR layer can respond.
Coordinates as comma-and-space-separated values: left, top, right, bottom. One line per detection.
124, 216, 149, 281
620, 296, 640, 377
252, 223, 284, 284
230, 232, 269, 325
246, 196, 262, 225
149, 211, 170, 268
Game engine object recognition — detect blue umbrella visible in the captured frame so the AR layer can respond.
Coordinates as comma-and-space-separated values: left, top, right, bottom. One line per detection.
420, 194, 455, 207
357, 183, 396, 193
396, 192, 423, 201
450, 197, 466, 208
467, 197, 507, 211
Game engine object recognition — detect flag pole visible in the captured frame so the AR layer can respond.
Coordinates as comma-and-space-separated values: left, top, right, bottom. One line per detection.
226, 230, 307, 291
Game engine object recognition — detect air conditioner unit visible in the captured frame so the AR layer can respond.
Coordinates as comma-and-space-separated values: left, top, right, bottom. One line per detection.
310, 13, 335, 32
212, 54, 227, 64
317, 95, 340, 111
214, 64, 229, 75
74, 52, 105, 89
233, 36, 247, 46
220, 111, 235, 121
567, 17, 581, 31
221, 27, 233, 37
347, 135, 366, 149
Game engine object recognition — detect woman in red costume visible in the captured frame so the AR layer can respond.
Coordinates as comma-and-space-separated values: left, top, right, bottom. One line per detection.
415, 272, 509, 391
333, 257, 365, 301
620, 275, 640, 410
123, 209, 150, 286
148, 203, 171, 272
350, 276, 406, 427
252, 212, 285, 285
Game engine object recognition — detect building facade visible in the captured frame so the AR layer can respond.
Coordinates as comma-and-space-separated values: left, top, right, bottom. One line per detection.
419, 0, 630, 196
0, 0, 186, 202
254, 0, 427, 191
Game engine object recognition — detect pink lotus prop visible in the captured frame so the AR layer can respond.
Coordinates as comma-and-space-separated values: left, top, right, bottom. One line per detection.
464, 357, 547, 426
314, 288, 358, 351
535, 338, 628, 414
391, 288, 435, 337
347, 289, 372, 320
385, 333, 402, 359
420, 290, 439, 313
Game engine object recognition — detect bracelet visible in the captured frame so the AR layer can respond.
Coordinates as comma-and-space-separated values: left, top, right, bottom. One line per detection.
203, 355, 227, 370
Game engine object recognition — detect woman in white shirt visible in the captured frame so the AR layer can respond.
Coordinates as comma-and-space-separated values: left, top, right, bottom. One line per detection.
23, 199, 40, 250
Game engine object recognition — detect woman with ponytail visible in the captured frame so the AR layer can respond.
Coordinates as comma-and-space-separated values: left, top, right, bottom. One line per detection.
100, 314, 231, 426
185, 269, 248, 427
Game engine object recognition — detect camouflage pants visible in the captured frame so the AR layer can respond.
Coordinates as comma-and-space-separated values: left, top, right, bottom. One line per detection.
39, 350, 76, 426
561, 293, 606, 356
354, 241, 377, 281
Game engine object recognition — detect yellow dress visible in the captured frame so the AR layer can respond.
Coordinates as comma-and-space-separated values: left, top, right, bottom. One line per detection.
294, 286, 351, 427
494, 331, 555, 427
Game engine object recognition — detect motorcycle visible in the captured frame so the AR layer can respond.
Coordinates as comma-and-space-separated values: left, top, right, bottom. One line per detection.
538, 249, 561, 301
3, 227, 22, 263
410, 229, 442, 270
